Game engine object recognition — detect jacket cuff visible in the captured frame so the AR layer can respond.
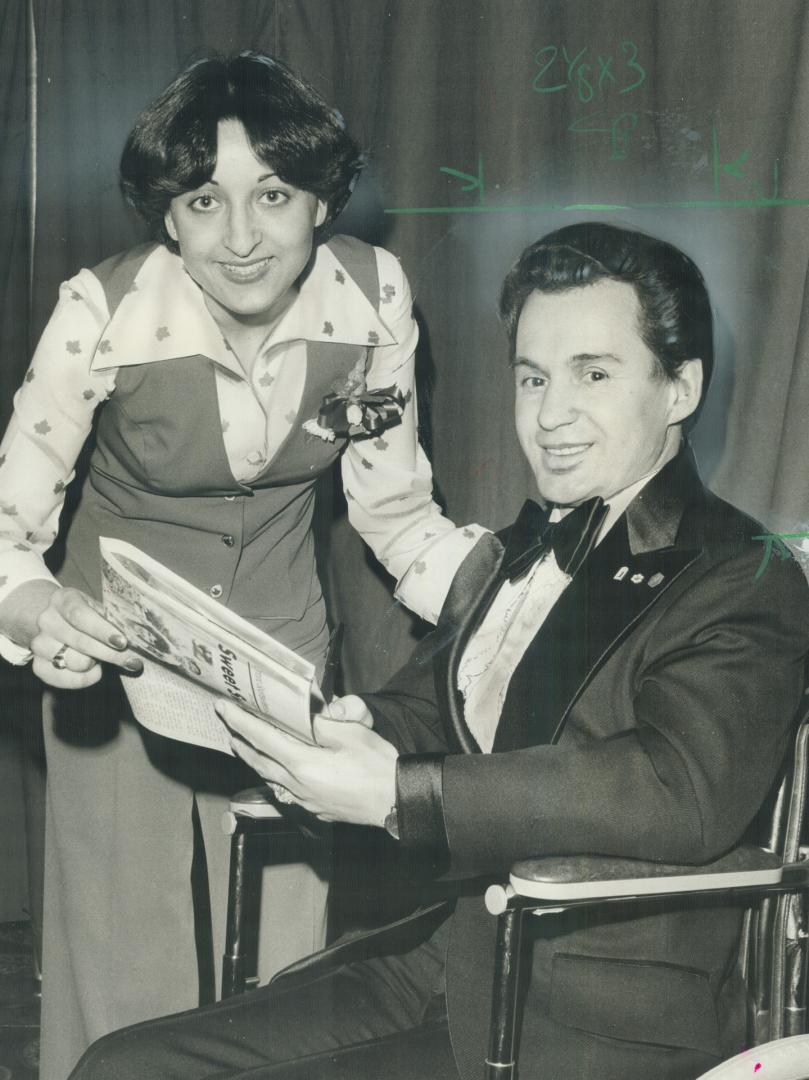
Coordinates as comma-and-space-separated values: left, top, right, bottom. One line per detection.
396, 753, 449, 866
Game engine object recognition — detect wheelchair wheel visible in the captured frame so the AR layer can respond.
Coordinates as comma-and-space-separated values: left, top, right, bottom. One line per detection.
697, 1035, 809, 1079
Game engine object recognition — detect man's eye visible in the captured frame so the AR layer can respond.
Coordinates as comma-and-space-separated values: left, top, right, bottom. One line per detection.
522, 376, 545, 388
584, 370, 607, 383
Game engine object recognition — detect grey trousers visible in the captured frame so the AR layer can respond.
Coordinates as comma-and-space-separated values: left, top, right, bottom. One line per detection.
67, 922, 456, 1080
40, 675, 329, 1080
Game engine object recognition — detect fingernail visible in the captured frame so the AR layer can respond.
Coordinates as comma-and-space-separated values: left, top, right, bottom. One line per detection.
125, 657, 143, 672
109, 633, 127, 650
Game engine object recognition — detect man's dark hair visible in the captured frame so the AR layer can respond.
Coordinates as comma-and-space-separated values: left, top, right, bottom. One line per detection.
120, 52, 364, 253
499, 222, 714, 413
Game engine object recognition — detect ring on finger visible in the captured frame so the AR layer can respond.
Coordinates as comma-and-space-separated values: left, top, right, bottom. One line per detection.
51, 645, 69, 671
268, 782, 296, 806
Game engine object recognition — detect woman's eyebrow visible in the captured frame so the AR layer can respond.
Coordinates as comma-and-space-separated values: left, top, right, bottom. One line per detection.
198, 173, 280, 187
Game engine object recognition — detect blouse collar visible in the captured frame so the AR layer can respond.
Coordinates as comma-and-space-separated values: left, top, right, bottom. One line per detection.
90, 240, 396, 377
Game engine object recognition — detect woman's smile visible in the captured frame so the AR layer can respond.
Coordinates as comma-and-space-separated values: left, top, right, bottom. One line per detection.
217, 255, 274, 282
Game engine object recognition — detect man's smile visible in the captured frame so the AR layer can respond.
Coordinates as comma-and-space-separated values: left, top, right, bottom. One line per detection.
539, 442, 593, 470
541, 442, 592, 457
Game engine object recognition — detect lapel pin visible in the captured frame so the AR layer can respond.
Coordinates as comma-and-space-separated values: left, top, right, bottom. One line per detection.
648, 572, 665, 588
630, 573, 645, 584
613, 566, 629, 581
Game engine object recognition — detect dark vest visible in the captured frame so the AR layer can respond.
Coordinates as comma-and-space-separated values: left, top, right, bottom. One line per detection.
58, 236, 379, 662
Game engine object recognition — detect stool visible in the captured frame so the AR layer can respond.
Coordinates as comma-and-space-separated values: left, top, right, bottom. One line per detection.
220, 786, 302, 998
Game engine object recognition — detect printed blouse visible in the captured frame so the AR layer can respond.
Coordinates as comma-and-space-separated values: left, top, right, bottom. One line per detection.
0, 241, 487, 661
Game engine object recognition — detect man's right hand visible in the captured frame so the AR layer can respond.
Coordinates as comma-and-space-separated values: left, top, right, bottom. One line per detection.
20, 582, 143, 689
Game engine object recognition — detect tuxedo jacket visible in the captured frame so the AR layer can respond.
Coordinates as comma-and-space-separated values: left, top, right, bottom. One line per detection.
292, 449, 809, 1079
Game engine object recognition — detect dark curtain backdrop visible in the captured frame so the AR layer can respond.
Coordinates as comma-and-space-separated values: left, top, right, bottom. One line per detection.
5, 0, 809, 693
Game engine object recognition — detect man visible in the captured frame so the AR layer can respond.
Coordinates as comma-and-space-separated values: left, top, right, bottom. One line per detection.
70, 223, 809, 1080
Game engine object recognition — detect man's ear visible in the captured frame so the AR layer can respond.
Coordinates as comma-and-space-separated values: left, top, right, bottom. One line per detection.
668, 358, 703, 426
164, 209, 178, 243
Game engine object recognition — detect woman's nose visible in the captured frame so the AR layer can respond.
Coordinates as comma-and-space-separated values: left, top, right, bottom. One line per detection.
223, 206, 261, 257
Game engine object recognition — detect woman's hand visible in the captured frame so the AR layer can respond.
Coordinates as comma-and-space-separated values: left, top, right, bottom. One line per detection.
217, 696, 397, 828
28, 583, 143, 690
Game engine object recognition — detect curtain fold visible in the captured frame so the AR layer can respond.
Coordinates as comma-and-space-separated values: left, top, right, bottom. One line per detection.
0, 0, 32, 432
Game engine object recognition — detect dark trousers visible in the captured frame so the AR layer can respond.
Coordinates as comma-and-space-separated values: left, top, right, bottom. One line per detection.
67, 925, 459, 1080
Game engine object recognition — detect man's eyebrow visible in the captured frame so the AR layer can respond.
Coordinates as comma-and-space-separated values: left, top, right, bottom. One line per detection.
571, 352, 623, 365
509, 353, 623, 370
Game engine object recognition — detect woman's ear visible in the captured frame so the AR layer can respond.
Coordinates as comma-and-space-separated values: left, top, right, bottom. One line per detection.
668, 358, 704, 426
163, 208, 178, 243
315, 199, 328, 229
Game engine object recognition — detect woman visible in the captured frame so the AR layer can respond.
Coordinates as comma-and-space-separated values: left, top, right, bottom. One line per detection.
0, 53, 485, 1080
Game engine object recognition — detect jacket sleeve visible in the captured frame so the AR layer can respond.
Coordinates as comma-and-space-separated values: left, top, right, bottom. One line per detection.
361, 624, 452, 756
395, 546, 809, 879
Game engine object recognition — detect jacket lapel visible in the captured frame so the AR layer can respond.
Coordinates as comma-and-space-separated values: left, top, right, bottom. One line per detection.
488, 448, 706, 752
493, 518, 700, 751
432, 532, 505, 753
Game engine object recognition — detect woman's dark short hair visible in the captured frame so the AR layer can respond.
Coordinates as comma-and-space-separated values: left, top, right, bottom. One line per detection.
499, 222, 714, 412
120, 52, 364, 252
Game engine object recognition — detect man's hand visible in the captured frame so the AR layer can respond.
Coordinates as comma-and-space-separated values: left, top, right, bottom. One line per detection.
216, 695, 397, 828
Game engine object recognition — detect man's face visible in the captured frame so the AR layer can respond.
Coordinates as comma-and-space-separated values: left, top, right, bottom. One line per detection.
513, 279, 701, 506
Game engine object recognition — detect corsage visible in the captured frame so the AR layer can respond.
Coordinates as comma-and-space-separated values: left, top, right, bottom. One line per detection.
303, 356, 406, 443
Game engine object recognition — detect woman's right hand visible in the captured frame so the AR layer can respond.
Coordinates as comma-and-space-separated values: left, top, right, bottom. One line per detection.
30, 584, 143, 689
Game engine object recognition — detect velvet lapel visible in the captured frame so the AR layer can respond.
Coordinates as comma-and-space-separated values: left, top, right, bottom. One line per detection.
477, 447, 707, 752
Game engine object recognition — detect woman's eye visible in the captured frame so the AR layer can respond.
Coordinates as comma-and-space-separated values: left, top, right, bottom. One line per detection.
189, 193, 218, 211
260, 189, 289, 205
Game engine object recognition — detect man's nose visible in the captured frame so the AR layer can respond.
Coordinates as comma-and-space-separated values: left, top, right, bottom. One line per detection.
223, 205, 262, 257
537, 382, 576, 429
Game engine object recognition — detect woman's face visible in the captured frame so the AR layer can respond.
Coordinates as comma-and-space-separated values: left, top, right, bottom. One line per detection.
164, 119, 327, 328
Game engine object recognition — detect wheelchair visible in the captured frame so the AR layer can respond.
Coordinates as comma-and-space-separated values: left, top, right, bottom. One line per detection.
485, 713, 809, 1079
221, 710, 809, 1079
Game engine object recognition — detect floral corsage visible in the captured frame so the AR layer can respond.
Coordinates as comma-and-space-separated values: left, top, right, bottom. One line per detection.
303, 356, 406, 443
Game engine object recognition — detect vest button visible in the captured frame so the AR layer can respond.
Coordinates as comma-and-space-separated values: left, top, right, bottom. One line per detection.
209, 584, 223, 599
221, 534, 235, 547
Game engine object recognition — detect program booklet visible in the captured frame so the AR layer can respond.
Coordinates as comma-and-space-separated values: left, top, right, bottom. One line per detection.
99, 536, 322, 754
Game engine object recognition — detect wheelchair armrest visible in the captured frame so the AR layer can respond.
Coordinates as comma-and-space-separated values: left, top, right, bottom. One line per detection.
495, 846, 784, 908
221, 786, 287, 837
230, 785, 286, 817
222, 786, 328, 841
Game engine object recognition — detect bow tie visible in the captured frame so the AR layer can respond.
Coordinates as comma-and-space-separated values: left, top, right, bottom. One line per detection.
501, 496, 609, 582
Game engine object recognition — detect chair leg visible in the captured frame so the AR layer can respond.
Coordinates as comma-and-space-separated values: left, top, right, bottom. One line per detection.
485, 904, 524, 1080
784, 885, 808, 1036
221, 827, 248, 998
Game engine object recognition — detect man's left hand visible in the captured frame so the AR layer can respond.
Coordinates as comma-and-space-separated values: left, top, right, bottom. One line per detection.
216, 696, 398, 828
